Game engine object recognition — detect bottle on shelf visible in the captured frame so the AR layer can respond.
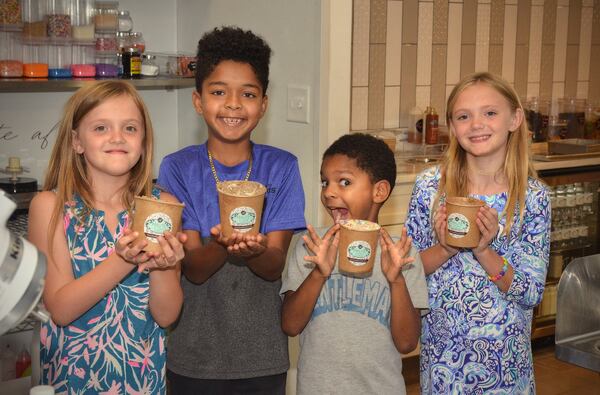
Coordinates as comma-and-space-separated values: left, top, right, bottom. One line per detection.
425, 106, 439, 144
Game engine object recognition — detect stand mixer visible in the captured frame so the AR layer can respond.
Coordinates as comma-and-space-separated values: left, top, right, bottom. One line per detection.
0, 190, 48, 336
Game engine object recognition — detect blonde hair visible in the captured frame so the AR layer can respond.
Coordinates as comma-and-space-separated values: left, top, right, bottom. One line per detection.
439, 72, 537, 236
44, 81, 154, 252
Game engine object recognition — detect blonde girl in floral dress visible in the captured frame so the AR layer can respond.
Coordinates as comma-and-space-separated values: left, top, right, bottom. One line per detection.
28, 81, 186, 394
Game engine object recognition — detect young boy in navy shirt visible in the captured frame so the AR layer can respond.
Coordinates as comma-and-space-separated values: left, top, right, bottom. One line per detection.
158, 26, 306, 394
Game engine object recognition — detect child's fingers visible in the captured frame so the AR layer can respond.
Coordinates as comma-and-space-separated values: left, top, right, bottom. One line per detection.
331, 232, 340, 248
306, 225, 322, 246
302, 234, 318, 253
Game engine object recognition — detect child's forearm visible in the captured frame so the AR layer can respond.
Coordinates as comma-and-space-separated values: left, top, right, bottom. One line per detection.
420, 244, 454, 275
281, 269, 327, 336
148, 266, 183, 327
389, 277, 421, 354
182, 239, 228, 284
45, 253, 135, 326
245, 245, 287, 281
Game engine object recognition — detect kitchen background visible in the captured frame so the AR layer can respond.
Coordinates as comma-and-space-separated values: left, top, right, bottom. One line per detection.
351, 0, 600, 131
0, 0, 323, 223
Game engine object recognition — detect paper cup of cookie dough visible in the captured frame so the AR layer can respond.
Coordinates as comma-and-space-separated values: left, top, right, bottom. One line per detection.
132, 196, 185, 254
445, 197, 485, 248
338, 219, 381, 277
217, 180, 267, 238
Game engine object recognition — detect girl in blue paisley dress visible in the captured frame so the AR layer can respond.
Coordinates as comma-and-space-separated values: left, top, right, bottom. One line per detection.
28, 81, 187, 394
405, 72, 550, 394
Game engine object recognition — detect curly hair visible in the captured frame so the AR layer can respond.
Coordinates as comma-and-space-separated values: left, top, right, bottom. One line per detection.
323, 133, 397, 193
195, 26, 272, 94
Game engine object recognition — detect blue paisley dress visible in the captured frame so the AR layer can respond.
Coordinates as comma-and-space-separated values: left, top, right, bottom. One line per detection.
40, 190, 166, 395
405, 167, 550, 394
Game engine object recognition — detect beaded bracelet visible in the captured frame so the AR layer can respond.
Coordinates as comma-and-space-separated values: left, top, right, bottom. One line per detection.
488, 257, 510, 282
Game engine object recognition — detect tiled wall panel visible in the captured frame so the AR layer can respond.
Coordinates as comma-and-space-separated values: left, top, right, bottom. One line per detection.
350, 0, 600, 130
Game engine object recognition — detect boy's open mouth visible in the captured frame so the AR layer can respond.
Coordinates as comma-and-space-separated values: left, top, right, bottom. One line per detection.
330, 207, 349, 223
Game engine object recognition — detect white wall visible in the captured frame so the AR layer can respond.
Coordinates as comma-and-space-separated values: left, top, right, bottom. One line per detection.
175, 0, 322, 223
0, 0, 181, 183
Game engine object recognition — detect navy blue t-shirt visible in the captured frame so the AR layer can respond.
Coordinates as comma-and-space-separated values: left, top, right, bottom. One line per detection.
157, 142, 306, 379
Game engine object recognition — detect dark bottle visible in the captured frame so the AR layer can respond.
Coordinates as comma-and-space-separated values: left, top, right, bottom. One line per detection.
425, 107, 439, 144
122, 47, 141, 79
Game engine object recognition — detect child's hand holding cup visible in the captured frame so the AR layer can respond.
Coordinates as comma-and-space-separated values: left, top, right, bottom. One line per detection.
131, 196, 185, 254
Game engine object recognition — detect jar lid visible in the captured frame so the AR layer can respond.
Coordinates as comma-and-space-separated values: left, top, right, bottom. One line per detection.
95, 1, 119, 9
142, 54, 155, 60
118, 10, 130, 16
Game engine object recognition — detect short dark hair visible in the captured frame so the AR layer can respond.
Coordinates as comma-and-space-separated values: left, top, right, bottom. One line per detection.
323, 133, 396, 193
195, 26, 272, 94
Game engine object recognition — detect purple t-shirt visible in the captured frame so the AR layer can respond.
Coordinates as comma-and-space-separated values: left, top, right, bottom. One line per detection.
158, 142, 306, 237
157, 142, 306, 380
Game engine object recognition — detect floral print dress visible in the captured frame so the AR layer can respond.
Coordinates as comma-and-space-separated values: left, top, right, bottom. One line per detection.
40, 191, 166, 395
405, 167, 551, 394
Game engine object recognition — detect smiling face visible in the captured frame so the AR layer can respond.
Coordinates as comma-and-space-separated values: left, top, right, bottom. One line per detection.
320, 154, 388, 223
72, 94, 144, 183
449, 82, 523, 166
193, 60, 268, 144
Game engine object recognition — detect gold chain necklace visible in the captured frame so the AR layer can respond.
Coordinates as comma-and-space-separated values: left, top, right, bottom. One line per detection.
208, 149, 253, 184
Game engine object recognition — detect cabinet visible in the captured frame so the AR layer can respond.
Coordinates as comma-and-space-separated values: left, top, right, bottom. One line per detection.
532, 166, 600, 339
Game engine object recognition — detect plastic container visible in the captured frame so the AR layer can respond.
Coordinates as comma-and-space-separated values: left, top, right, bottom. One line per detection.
116, 30, 128, 50
0, 29, 23, 77
71, 0, 94, 40
95, 52, 118, 77
0, 0, 22, 26
71, 41, 94, 76
165, 52, 196, 77
559, 98, 586, 139
22, 38, 48, 77
22, 0, 47, 38
95, 32, 116, 52
141, 53, 158, 77
526, 97, 550, 142
128, 31, 144, 53
47, 0, 71, 37
94, 0, 117, 32
117, 9, 132, 32
48, 39, 71, 77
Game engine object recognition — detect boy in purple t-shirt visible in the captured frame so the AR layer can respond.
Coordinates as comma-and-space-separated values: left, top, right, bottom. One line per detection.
157, 26, 306, 394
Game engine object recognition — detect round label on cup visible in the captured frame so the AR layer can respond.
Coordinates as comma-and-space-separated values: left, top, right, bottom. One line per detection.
229, 206, 257, 233
144, 212, 173, 243
346, 240, 372, 267
447, 213, 470, 238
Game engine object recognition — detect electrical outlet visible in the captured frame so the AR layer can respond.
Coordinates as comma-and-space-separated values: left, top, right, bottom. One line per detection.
287, 85, 310, 124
